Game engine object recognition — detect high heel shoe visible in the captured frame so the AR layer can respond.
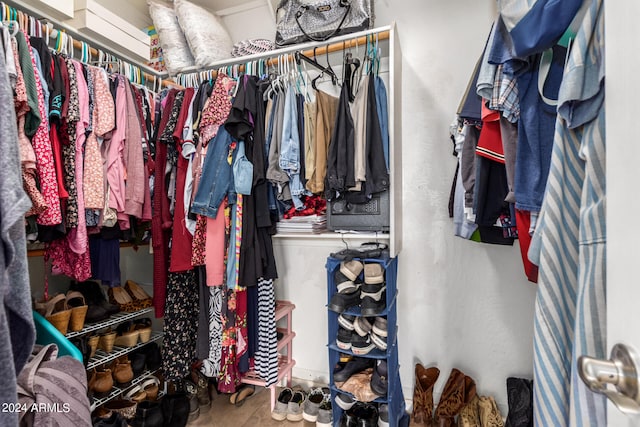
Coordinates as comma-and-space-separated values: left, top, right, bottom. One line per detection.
108, 286, 137, 313
36, 294, 72, 335
66, 291, 89, 332
133, 318, 153, 343
124, 280, 153, 310
99, 330, 117, 353
113, 322, 140, 348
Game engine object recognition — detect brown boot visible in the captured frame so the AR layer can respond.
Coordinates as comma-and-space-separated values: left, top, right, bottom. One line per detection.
112, 357, 134, 387
458, 394, 480, 427
434, 369, 476, 427
411, 364, 440, 425
90, 368, 114, 398
477, 396, 504, 427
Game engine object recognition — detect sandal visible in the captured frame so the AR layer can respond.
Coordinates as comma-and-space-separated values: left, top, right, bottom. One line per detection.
140, 376, 161, 401
66, 291, 89, 332
37, 294, 72, 335
230, 384, 255, 406
133, 318, 153, 343
113, 322, 140, 347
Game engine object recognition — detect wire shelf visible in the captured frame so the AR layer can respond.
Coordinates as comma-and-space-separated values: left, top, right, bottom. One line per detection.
66, 307, 154, 339
87, 331, 163, 370
89, 369, 164, 411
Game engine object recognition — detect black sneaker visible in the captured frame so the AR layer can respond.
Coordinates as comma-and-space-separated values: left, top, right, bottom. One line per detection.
335, 270, 358, 293
353, 317, 373, 337
338, 313, 356, 331
371, 331, 387, 351
372, 317, 387, 337
351, 333, 376, 355
328, 288, 361, 313
336, 327, 353, 350
350, 402, 378, 427
370, 360, 388, 397
333, 357, 373, 383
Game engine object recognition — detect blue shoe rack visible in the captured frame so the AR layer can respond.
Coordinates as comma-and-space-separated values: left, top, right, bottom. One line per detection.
325, 255, 406, 427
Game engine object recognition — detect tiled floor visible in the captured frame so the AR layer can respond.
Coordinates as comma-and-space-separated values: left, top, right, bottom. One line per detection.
187, 386, 310, 427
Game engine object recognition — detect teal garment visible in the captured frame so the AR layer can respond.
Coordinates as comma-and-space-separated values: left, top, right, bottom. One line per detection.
529, 0, 606, 425
14, 32, 41, 136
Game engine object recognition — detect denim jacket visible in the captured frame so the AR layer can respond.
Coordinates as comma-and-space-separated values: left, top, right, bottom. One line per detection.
191, 127, 237, 219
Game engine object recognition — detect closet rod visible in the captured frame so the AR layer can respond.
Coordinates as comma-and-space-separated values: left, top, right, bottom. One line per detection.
173, 28, 390, 83
3, 0, 178, 89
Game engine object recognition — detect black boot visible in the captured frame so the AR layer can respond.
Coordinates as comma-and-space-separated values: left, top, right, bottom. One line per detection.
92, 411, 128, 427
161, 392, 191, 427
131, 401, 163, 427
145, 343, 162, 371
504, 377, 533, 427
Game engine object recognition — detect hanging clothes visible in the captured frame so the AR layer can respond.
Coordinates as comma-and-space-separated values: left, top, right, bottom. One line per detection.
528, 0, 606, 426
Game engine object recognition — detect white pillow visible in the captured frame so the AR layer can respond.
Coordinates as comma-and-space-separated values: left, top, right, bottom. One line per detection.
147, 0, 195, 74
174, 0, 234, 67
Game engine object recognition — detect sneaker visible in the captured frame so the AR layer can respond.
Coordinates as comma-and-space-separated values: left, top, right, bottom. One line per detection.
340, 260, 364, 281
316, 399, 333, 427
302, 388, 325, 422
335, 270, 358, 293
334, 357, 374, 383
286, 390, 306, 421
338, 313, 356, 331
271, 387, 293, 421
370, 360, 388, 397
328, 288, 361, 313
335, 392, 355, 410
361, 284, 386, 316
372, 317, 388, 337
371, 331, 387, 351
354, 317, 373, 337
337, 327, 353, 350
378, 403, 389, 427
364, 263, 385, 284
351, 333, 376, 355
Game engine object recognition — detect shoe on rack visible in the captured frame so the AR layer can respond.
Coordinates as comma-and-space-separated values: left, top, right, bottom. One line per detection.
70, 280, 120, 322
363, 263, 385, 285
338, 313, 357, 331
351, 333, 376, 356
370, 360, 388, 397
145, 342, 162, 371
129, 349, 147, 376
113, 322, 140, 347
354, 317, 373, 337
87, 334, 100, 358
316, 399, 333, 427
372, 317, 387, 338
335, 270, 358, 294
302, 387, 328, 422
140, 377, 161, 401
111, 356, 134, 387
341, 260, 364, 281
108, 286, 137, 313
35, 293, 71, 335
351, 402, 379, 427
378, 403, 389, 427
271, 387, 293, 421
286, 390, 306, 421
98, 330, 117, 353
335, 392, 355, 410
66, 291, 89, 332
133, 318, 153, 343
334, 357, 374, 383
337, 327, 354, 350
92, 411, 128, 427
370, 331, 387, 352
88, 368, 114, 398
360, 284, 386, 316
125, 280, 153, 310
329, 288, 362, 313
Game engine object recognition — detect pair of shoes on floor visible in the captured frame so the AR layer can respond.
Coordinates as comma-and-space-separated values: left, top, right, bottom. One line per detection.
337, 315, 387, 354
271, 388, 306, 421
229, 384, 255, 406
302, 387, 333, 426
